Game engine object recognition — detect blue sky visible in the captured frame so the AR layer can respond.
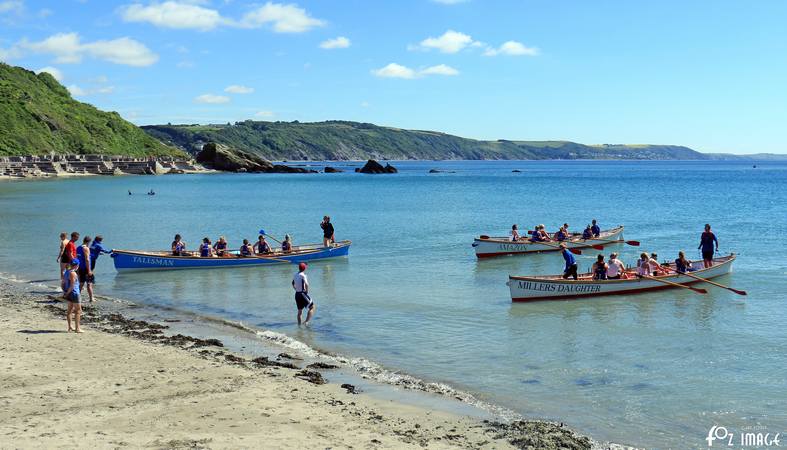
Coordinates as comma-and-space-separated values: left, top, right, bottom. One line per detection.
2, 0, 786, 154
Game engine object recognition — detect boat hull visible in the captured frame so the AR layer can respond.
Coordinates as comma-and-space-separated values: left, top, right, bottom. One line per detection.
473, 226, 624, 258
111, 241, 350, 272
507, 254, 735, 302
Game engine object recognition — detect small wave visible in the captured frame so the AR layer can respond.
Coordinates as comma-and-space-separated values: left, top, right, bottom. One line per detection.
0, 272, 56, 289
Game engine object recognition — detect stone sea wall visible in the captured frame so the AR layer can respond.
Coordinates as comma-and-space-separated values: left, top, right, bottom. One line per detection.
0, 155, 207, 178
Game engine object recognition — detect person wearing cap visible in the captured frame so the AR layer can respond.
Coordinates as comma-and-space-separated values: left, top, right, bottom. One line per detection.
292, 262, 315, 325
320, 216, 335, 248
560, 243, 578, 280
606, 252, 625, 279
63, 259, 83, 333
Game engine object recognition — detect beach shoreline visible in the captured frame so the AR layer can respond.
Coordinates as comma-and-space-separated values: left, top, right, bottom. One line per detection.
0, 278, 596, 449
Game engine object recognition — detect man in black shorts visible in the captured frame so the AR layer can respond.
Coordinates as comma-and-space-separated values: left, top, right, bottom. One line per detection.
292, 262, 315, 325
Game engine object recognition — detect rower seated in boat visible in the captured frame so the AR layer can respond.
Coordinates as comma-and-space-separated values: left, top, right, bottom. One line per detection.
591, 219, 601, 237
281, 234, 293, 253
171, 234, 186, 256
214, 236, 229, 257
510, 224, 521, 241
673, 251, 695, 273
582, 225, 593, 240
200, 238, 214, 258
554, 224, 569, 242
530, 225, 551, 242
606, 252, 625, 279
254, 235, 271, 255
592, 254, 608, 280
636, 253, 651, 276
239, 239, 253, 257
649, 253, 665, 275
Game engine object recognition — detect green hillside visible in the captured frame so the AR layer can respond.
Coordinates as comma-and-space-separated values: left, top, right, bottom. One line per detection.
144, 120, 712, 161
0, 63, 183, 157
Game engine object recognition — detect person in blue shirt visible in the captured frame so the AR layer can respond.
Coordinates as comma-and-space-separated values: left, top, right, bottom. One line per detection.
200, 238, 214, 257
698, 224, 719, 268
89, 235, 112, 271
591, 219, 601, 237
62, 259, 83, 332
560, 243, 578, 280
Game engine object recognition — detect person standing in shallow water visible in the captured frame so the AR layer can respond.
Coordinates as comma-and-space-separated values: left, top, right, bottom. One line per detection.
292, 262, 315, 325
698, 224, 719, 268
58, 232, 69, 283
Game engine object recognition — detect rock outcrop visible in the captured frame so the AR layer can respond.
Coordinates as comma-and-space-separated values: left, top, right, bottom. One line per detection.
356, 159, 398, 174
197, 143, 316, 173
324, 166, 343, 173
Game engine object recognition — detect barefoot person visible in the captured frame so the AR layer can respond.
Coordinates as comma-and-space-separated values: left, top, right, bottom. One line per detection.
292, 262, 315, 325
77, 236, 94, 302
321, 216, 335, 247
61, 232, 79, 291
63, 259, 83, 333
697, 223, 719, 268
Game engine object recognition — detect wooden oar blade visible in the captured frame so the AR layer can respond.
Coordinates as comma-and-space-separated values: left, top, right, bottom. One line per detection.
591, 244, 604, 250
569, 248, 582, 255
732, 288, 748, 296
625, 240, 641, 246
690, 287, 708, 294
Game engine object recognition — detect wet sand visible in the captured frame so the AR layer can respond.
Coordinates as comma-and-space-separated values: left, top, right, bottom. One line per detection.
0, 280, 593, 449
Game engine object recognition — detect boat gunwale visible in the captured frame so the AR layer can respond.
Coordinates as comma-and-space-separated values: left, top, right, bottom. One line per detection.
508, 254, 735, 285
475, 225, 625, 245
112, 240, 351, 261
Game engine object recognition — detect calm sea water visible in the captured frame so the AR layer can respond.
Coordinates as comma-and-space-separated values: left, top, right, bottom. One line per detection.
1, 160, 785, 448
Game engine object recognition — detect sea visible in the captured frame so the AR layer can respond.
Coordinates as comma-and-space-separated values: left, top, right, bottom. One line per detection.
1, 160, 785, 449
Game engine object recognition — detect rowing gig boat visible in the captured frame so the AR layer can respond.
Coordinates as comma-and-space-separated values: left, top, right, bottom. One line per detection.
507, 254, 736, 302
473, 226, 624, 258
111, 240, 351, 272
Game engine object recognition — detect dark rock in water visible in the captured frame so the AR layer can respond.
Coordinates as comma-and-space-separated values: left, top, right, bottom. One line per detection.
197, 142, 273, 172
252, 356, 299, 369
359, 159, 398, 174
307, 362, 339, 370
324, 166, 343, 173
354, 167, 361, 173
341, 383, 361, 394
429, 169, 441, 173
294, 369, 326, 385
268, 164, 317, 174
512, 169, 522, 173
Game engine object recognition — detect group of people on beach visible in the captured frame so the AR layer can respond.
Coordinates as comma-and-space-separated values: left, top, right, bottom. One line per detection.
558, 224, 720, 281
57, 231, 112, 332
510, 219, 602, 242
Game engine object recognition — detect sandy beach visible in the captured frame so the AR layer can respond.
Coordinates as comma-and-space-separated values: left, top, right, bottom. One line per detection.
0, 280, 592, 450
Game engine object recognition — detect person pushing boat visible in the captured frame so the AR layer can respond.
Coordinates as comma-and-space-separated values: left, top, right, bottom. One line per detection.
560, 243, 578, 280
698, 224, 719, 268
292, 262, 315, 325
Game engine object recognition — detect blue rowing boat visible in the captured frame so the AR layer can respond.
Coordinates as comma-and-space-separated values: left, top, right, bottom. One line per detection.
110, 240, 351, 272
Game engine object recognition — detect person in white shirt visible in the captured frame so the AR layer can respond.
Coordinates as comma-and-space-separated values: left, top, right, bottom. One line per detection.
606, 252, 625, 279
292, 262, 315, 325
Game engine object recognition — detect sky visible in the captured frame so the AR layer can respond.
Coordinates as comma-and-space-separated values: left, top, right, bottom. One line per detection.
1, 0, 786, 154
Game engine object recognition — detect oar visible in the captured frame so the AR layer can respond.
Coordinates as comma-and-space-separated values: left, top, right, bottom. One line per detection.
662, 265, 747, 296
259, 228, 283, 244
592, 238, 641, 246
537, 240, 583, 255
637, 273, 707, 294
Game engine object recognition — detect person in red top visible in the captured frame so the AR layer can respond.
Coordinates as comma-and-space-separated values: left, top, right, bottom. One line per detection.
61, 232, 79, 291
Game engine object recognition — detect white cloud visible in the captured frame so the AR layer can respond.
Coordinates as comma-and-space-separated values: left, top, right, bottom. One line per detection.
360, 101, 369, 108
484, 40, 539, 57
121, 1, 226, 31
20, 32, 158, 66
241, 2, 324, 33
194, 94, 230, 104
319, 36, 350, 49
372, 63, 416, 79
420, 64, 459, 76
0, 1, 23, 14
416, 30, 476, 54
254, 110, 274, 118
224, 84, 254, 94
67, 84, 86, 96
372, 63, 460, 79
67, 83, 115, 96
35, 66, 63, 81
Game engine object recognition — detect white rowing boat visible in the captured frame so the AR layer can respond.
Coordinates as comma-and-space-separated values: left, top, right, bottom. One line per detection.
507, 254, 736, 302
473, 226, 624, 258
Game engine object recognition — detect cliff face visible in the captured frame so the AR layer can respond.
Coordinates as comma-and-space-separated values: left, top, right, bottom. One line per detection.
144, 120, 712, 161
0, 63, 184, 157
